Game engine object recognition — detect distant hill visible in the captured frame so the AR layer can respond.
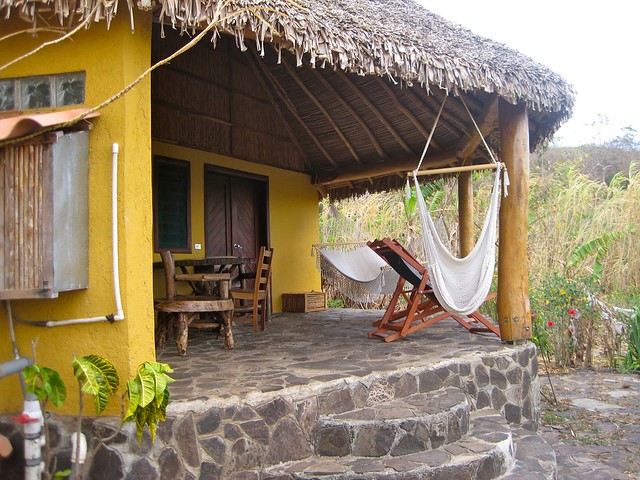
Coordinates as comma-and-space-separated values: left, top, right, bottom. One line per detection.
534, 129, 640, 185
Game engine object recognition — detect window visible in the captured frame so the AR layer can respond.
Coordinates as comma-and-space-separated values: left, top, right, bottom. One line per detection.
153, 156, 191, 253
0, 72, 86, 112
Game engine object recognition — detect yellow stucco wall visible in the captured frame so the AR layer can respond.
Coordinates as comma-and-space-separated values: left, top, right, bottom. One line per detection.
0, 15, 155, 414
152, 142, 322, 311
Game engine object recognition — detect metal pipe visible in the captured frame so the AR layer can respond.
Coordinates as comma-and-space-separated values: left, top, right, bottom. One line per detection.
4, 300, 27, 396
0, 357, 33, 379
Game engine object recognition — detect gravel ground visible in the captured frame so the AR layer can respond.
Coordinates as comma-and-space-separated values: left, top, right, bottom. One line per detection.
539, 368, 640, 479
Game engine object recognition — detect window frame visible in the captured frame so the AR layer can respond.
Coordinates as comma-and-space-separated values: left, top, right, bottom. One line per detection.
153, 156, 192, 254
0, 71, 86, 113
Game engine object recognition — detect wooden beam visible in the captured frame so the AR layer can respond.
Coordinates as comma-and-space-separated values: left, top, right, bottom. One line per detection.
458, 171, 474, 257
336, 70, 415, 155
375, 77, 444, 149
247, 49, 338, 168
409, 87, 470, 137
314, 149, 457, 186
243, 49, 313, 169
412, 163, 498, 177
497, 99, 532, 342
458, 95, 499, 162
405, 87, 465, 140
308, 67, 389, 160
153, 99, 233, 127
281, 59, 362, 164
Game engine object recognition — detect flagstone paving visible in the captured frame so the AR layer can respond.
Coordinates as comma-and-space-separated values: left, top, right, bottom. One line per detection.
539, 368, 640, 479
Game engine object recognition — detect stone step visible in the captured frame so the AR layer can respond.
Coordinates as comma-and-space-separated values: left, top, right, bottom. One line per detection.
264, 409, 515, 479
500, 427, 556, 479
315, 387, 470, 457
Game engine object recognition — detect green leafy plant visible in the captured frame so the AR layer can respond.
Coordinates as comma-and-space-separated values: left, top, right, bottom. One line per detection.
530, 274, 600, 367
568, 229, 634, 281
23, 356, 173, 479
123, 362, 174, 443
327, 298, 345, 308
622, 308, 640, 372
24, 365, 67, 408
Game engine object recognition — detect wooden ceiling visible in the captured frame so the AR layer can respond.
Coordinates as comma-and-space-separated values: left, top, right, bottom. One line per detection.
152, 29, 507, 199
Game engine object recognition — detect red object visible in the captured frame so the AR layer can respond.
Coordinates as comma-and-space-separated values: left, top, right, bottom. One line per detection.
547, 321, 554, 327
568, 308, 576, 315
11, 413, 39, 425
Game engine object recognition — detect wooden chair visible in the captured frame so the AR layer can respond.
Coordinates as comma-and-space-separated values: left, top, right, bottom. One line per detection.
367, 238, 499, 342
155, 251, 235, 355
230, 246, 274, 333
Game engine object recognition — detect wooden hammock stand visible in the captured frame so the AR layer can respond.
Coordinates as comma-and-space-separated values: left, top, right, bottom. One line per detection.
367, 238, 500, 342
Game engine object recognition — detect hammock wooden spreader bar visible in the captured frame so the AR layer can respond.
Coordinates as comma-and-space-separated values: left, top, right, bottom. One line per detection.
411, 162, 503, 177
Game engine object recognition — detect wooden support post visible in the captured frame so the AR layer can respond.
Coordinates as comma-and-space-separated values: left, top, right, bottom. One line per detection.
458, 171, 474, 257
497, 100, 532, 342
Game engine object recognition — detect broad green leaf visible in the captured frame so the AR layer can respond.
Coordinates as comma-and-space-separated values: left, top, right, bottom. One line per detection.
123, 361, 174, 444
41, 367, 66, 408
23, 365, 44, 399
123, 379, 141, 422
141, 362, 174, 406
135, 406, 147, 444
157, 389, 170, 421
568, 230, 631, 271
23, 365, 66, 407
72, 355, 119, 414
144, 361, 175, 379
135, 367, 156, 409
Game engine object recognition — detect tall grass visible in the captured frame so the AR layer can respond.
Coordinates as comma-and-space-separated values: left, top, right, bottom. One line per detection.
320, 161, 639, 304
319, 159, 640, 365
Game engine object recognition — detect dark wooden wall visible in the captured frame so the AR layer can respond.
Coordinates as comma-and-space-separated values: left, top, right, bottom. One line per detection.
151, 25, 307, 173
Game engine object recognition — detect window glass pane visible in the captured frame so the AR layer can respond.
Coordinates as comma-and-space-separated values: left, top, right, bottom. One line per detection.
0, 80, 15, 111
56, 73, 85, 106
20, 76, 51, 109
154, 157, 190, 251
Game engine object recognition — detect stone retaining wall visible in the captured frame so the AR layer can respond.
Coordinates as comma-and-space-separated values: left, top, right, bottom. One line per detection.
0, 343, 539, 479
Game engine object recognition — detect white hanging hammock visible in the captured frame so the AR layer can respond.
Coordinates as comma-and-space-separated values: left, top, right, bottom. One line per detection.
413, 168, 501, 315
412, 96, 508, 315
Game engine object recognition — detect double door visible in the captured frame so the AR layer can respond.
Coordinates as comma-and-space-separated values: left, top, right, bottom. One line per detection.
204, 167, 269, 266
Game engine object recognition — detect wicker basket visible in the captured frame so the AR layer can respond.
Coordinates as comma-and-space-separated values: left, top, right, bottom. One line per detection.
282, 292, 328, 312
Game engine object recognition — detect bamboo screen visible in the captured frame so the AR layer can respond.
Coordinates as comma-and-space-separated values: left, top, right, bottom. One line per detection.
0, 141, 50, 297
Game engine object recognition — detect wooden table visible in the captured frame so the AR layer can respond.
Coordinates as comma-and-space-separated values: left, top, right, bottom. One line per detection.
154, 256, 255, 351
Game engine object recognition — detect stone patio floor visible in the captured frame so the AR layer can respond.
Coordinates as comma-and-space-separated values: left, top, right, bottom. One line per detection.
157, 308, 507, 410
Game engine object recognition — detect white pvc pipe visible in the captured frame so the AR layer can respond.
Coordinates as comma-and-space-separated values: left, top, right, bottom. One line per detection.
111, 142, 124, 321
33, 143, 125, 327
23, 394, 44, 480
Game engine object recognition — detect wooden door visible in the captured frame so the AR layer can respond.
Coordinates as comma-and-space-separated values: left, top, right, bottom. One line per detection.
204, 168, 268, 262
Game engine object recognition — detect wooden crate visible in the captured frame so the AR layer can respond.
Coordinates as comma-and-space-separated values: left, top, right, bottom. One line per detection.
282, 292, 327, 312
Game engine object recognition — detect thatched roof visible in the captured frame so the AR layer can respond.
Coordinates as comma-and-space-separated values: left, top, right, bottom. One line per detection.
3, 0, 575, 199
4, 0, 574, 121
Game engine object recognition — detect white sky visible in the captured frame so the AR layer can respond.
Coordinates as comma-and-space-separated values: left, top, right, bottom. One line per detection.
418, 0, 640, 146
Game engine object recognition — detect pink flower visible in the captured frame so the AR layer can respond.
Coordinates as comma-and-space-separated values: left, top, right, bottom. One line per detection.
547, 321, 554, 327
568, 308, 576, 315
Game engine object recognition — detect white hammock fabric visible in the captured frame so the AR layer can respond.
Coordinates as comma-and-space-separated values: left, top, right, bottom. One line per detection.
413, 166, 501, 315
316, 245, 399, 303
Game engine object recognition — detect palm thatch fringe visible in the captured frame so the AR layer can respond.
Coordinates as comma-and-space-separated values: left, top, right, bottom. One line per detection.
1, 0, 574, 142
